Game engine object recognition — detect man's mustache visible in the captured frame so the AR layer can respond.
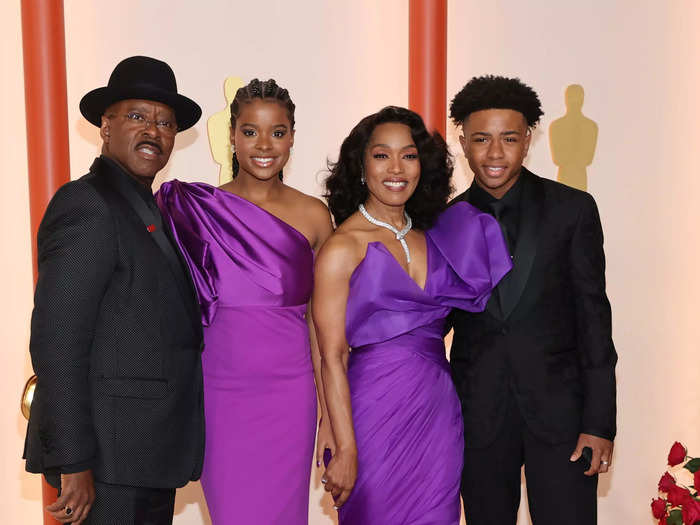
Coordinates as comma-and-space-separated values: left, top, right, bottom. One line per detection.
136, 140, 163, 154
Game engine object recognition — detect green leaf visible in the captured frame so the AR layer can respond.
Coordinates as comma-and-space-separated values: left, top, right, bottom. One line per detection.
666, 509, 683, 525
684, 458, 700, 473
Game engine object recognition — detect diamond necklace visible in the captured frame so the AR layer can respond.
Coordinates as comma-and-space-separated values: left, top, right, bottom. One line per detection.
358, 204, 413, 263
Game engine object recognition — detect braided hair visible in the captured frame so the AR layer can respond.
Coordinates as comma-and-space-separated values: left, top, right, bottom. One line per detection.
230, 78, 296, 180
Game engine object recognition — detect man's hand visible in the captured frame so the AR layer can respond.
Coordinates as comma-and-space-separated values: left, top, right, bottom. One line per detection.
570, 433, 614, 476
46, 470, 95, 523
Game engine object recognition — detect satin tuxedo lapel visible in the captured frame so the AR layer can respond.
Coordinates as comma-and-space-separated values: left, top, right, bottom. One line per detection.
486, 271, 502, 318
498, 169, 543, 319
91, 158, 202, 340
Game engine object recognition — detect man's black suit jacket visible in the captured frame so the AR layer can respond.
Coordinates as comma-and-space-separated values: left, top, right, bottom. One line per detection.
450, 168, 617, 448
24, 157, 205, 489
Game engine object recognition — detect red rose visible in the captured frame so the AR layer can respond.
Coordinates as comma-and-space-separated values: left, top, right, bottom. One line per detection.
668, 442, 687, 466
682, 497, 700, 525
667, 484, 691, 507
695, 469, 700, 490
660, 472, 676, 492
651, 498, 667, 519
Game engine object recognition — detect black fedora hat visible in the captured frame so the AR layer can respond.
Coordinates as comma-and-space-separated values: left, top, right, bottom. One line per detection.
79, 56, 201, 131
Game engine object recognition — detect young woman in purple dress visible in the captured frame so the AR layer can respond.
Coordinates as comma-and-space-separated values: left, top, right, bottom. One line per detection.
157, 79, 334, 523
312, 106, 512, 524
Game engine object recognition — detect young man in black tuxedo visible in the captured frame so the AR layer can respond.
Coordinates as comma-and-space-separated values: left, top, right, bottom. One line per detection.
23, 56, 205, 524
449, 76, 617, 525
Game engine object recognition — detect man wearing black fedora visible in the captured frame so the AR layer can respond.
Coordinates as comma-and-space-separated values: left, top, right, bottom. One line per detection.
23, 56, 205, 524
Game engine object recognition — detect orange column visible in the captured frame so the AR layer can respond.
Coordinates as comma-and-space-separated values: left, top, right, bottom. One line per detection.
409, 0, 447, 137
21, 1, 70, 523
21, 0, 71, 282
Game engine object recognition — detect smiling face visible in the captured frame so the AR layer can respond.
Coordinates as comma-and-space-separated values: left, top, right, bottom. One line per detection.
363, 122, 420, 210
100, 99, 176, 185
231, 99, 294, 181
459, 108, 531, 199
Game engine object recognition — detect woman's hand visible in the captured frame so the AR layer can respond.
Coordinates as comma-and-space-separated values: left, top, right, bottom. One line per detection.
313, 235, 361, 511
316, 417, 336, 468
322, 447, 358, 509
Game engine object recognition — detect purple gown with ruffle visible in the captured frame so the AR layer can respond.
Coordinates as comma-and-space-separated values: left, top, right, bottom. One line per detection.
157, 181, 316, 524
339, 202, 511, 525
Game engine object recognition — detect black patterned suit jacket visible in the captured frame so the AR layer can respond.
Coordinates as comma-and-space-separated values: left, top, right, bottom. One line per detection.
449, 168, 617, 448
23, 156, 205, 489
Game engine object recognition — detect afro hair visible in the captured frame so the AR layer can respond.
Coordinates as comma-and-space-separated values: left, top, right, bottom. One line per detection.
450, 75, 543, 128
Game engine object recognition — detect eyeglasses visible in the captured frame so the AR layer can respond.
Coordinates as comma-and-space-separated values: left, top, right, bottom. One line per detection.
108, 111, 178, 134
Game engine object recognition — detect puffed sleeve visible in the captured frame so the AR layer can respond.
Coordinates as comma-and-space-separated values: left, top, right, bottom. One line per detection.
426, 201, 512, 312
157, 180, 218, 325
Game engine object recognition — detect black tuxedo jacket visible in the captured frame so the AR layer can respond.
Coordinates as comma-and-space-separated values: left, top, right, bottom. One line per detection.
450, 168, 617, 448
24, 157, 205, 489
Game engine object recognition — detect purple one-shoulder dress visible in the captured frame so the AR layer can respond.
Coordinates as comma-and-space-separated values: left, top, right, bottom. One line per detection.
339, 202, 511, 525
157, 181, 316, 524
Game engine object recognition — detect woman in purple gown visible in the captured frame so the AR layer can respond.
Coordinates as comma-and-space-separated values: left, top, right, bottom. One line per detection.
157, 79, 334, 524
313, 106, 512, 524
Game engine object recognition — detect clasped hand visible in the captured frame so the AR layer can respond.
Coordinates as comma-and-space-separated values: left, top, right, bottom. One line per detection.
322, 448, 357, 509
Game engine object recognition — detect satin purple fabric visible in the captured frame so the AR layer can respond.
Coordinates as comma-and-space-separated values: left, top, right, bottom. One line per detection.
340, 202, 511, 525
157, 181, 316, 524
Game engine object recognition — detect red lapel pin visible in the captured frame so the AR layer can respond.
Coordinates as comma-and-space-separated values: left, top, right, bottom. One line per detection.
146, 224, 156, 233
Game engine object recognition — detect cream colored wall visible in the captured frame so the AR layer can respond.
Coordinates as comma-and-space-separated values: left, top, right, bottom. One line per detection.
447, 2, 700, 524
2, 0, 41, 522
4, 1, 699, 524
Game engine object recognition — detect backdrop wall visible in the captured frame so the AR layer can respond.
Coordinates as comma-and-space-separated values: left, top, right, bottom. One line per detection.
3, 1, 699, 524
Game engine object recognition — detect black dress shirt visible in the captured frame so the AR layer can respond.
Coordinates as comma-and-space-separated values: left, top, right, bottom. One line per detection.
100, 156, 161, 218
468, 173, 524, 255
99, 156, 189, 274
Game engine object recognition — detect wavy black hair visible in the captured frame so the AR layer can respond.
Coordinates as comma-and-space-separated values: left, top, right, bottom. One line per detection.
449, 75, 543, 128
325, 106, 453, 230
230, 78, 295, 179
